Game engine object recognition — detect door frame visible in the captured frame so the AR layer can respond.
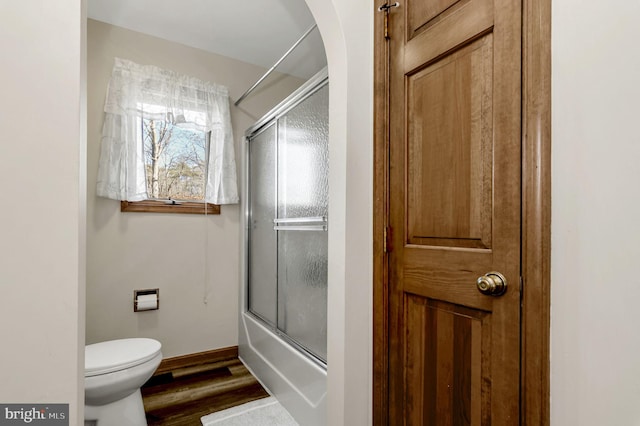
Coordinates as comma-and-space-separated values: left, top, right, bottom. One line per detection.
372, 0, 551, 423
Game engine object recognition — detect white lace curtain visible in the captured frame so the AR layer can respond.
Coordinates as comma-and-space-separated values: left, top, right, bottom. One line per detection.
96, 58, 239, 204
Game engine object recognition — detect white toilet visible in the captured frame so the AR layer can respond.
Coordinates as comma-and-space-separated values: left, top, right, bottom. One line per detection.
84, 338, 162, 426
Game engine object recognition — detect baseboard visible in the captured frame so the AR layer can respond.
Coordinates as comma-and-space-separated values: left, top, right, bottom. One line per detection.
154, 346, 238, 375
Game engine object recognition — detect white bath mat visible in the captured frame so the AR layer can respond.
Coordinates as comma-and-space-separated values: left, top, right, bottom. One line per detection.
201, 396, 299, 426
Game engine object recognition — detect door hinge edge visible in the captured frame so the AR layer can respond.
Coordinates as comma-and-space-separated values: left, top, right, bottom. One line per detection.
377, 2, 400, 40
383, 226, 393, 253
383, 226, 388, 253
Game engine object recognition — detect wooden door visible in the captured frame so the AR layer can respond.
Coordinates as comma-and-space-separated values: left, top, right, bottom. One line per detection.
384, 0, 522, 424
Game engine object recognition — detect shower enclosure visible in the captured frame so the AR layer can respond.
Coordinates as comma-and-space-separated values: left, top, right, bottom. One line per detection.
239, 69, 328, 426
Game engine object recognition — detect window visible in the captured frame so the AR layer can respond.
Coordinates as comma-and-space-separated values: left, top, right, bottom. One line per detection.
141, 114, 208, 202
120, 112, 218, 214
96, 58, 238, 214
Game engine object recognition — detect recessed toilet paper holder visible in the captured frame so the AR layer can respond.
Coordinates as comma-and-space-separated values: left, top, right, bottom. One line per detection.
134, 288, 159, 312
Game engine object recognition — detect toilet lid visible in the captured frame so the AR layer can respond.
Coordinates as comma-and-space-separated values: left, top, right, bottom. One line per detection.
85, 338, 162, 377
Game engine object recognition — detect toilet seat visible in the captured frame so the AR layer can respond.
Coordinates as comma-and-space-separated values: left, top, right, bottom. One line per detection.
85, 338, 162, 377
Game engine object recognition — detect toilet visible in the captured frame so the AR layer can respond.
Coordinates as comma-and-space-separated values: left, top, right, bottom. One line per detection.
84, 338, 162, 426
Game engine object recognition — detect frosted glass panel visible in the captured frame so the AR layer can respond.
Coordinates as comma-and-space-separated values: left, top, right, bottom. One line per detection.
277, 85, 329, 220
278, 229, 328, 361
248, 124, 277, 326
277, 85, 329, 362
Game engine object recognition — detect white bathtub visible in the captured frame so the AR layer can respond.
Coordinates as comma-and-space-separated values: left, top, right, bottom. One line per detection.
238, 311, 327, 426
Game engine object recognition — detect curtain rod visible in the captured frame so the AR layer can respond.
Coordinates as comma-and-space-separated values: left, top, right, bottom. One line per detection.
234, 24, 318, 107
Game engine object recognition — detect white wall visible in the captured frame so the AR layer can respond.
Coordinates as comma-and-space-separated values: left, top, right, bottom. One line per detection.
551, 1, 640, 424
0, 1, 86, 424
304, 0, 373, 424
86, 20, 303, 358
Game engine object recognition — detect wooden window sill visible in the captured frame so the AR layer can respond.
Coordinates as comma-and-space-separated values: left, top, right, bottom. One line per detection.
121, 200, 220, 215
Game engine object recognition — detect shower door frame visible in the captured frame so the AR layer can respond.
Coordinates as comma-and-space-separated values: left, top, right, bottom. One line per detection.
239, 68, 329, 426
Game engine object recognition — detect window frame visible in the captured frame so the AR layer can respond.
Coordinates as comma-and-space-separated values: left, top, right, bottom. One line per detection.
120, 200, 220, 215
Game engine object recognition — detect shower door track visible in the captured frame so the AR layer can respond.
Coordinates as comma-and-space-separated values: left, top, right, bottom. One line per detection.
244, 68, 328, 137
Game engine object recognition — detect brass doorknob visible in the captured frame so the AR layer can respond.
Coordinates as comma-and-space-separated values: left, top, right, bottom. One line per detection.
476, 272, 507, 296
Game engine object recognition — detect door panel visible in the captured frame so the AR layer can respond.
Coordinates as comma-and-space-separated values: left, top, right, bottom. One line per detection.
405, 295, 489, 425
403, 0, 493, 73
407, 0, 459, 32
387, 0, 522, 423
407, 34, 493, 249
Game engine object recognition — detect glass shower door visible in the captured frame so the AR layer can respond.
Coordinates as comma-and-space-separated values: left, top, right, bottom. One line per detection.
276, 85, 329, 363
248, 123, 277, 327
247, 82, 329, 364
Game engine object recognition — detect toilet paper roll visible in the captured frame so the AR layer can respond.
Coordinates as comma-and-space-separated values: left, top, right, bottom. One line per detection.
136, 294, 158, 311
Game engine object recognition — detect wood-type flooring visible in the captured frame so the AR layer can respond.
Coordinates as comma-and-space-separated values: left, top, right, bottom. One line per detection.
142, 352, 269, 425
